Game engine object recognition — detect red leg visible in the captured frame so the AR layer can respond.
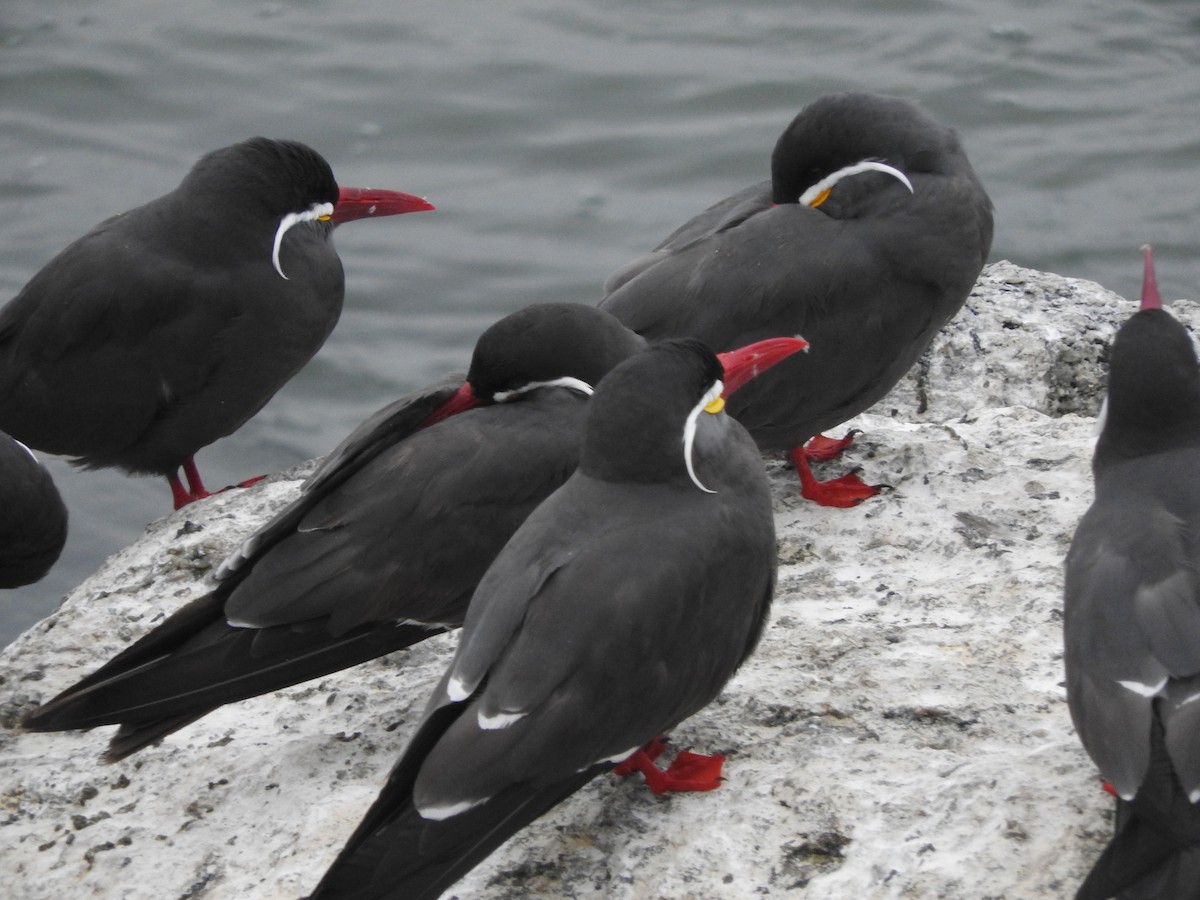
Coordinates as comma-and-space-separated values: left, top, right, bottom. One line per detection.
168, 459, 270, 510
613, 735, 668, 775
789, 439, 886, 509
167, 458, 212, 509
182, 458, 211, 503
167, 471, 192, 510
613, 737, 725, 794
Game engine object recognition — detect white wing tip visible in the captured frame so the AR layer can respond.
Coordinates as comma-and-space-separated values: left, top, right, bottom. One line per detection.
446, 676, 472, 703
477, 709, 526, 730
1116, 677, 1167, 698
417, 797, 487, 821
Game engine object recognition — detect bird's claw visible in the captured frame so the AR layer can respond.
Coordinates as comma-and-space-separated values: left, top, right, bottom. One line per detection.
789, 439, 887, 508
613, 737, 725, 794
801, 471, 885, 507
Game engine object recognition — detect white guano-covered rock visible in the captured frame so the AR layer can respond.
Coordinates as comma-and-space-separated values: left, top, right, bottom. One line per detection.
4, 261, 1196, 899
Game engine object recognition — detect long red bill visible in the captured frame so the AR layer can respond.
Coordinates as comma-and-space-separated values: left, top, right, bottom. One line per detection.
418, 382, 483, 429
1140, 244, 1162, 311
717, 336, 809, 397
332, 187, 436, 224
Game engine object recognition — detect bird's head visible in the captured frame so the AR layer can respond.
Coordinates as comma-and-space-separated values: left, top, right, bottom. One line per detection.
580, 335, 806, 492
466, 304, 649, 404
182, 137, 433, 279
1097, 246, 1200, 460
769, 92, 958, 208
417, 304, 650, 429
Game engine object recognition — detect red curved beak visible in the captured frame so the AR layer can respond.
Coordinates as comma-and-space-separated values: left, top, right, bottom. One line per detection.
332, 187, 436, 224
717, 336, 809, 397
418, 382, 483, 429
1140, 244, 1162, 311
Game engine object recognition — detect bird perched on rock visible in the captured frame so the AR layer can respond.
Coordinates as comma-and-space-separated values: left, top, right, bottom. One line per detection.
307, 335, 804, 900
20, 303, 643, 759
599, 91, 993, 506
21, 304, 799, 765
1065, 247, 1200, 899
0, 431, 67, 588
0, 137, 434, 509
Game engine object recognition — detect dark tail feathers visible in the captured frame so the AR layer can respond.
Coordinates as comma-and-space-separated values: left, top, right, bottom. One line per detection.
308, 702, 606, 900
1077, 813, 1200, 900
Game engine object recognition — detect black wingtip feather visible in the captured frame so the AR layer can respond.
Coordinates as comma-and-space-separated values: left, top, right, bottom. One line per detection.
22, 618, 444, 758
310, 700, 606, 900
311, 770, 606, 900
1076, 810, 1185, 900
103, 712, 206, 763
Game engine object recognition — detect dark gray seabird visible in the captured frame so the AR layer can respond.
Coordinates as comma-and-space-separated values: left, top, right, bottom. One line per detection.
0, 430, 67, 588
1065, 247, 1200, 899
0, 138, 434, 509
306, 335, 805, 900
599, 91, 993, 506
20, 303, 645, 760
21, 305, 799, 763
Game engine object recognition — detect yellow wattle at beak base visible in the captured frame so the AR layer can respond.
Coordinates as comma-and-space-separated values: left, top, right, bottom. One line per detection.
704, 396, 726, 414
808, 187, 831, 208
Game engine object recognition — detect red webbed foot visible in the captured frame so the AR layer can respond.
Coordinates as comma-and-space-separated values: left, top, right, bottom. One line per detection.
613, 736, 726, 794
789, 436, 888, 508
228, 475, 266, 490
613, 735, 669, 773
802, 430, 862, 462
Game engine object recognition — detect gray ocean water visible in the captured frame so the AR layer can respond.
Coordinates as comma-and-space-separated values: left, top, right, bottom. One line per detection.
1, 0, 1198, 646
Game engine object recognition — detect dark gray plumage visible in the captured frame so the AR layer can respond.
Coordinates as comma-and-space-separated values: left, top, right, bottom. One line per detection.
20, 304, 645, 760
599, 92, 993, 506
308, 336, 802, 900
1065, 248, 1200, 899
0, 431, 67, 588
0, 138, 433, 508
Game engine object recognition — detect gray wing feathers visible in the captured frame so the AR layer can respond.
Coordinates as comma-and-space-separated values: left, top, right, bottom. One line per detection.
446, 486, 595, 699
423, 479, 772, 813
306, 373, 465, 494
1066, 501, 1200, 798
1164, 677, 1200, 800
1137, 570, 1200, 677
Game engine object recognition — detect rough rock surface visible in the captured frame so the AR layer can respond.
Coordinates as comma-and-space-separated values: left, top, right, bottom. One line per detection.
3, 261, 1197, 899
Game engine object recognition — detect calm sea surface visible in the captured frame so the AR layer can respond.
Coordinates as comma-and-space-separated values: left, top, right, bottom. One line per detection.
2, 0, 1198, 645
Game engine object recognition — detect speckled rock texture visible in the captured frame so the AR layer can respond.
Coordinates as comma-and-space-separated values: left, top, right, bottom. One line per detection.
3, 261, 1196, 899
